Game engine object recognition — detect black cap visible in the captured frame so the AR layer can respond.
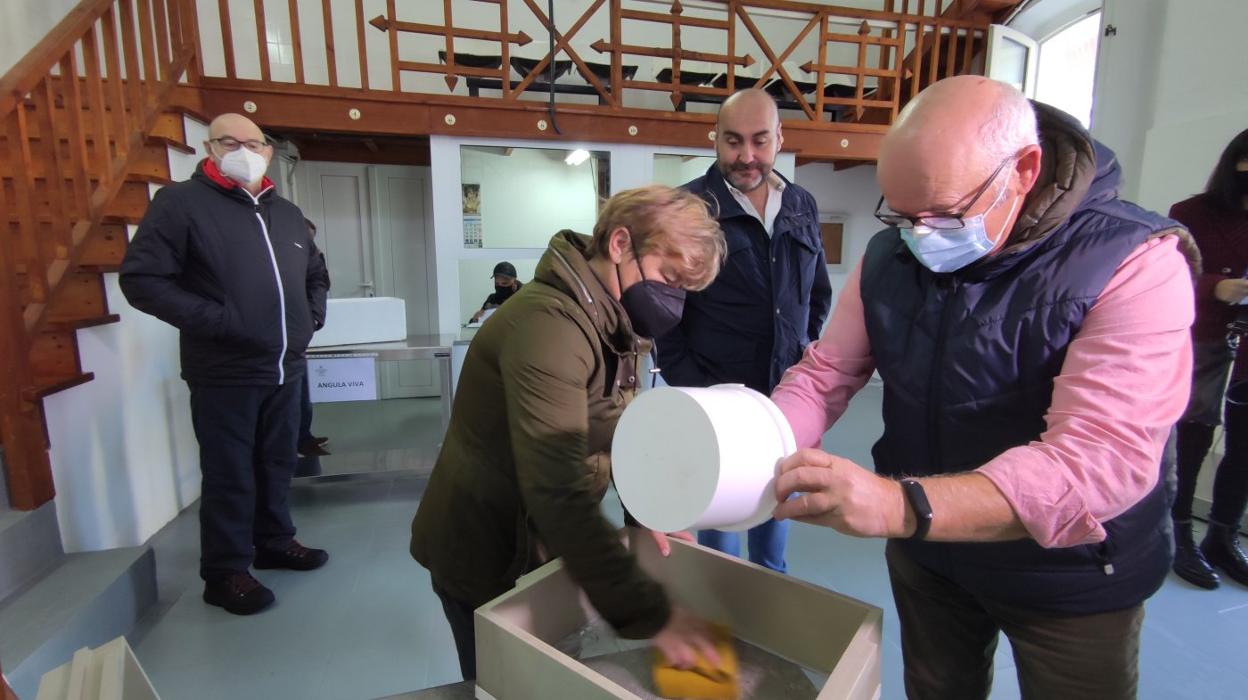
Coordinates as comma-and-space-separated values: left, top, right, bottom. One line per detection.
491, 262, 517, 278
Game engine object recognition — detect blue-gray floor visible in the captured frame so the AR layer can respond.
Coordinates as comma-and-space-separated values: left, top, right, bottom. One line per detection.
128, 388, 1248, 699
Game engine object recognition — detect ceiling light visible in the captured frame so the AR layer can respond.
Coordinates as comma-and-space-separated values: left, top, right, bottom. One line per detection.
565, 149, 590, 166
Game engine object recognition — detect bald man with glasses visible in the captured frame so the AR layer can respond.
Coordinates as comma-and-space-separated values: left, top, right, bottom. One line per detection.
121, 113, 330, 616
768, 76, 1201, 699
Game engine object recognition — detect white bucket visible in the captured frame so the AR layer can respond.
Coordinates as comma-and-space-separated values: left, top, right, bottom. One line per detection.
611, 384, 797, 533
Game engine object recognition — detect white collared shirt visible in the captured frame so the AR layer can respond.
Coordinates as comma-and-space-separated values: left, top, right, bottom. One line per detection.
725, 172, 786, 236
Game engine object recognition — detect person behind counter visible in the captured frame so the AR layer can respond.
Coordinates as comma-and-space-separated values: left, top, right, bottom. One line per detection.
411, 185, 727, 680
469, 261, 523, 323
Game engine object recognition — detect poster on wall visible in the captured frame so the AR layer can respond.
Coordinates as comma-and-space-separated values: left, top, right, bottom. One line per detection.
308, 355, 378, 403
463, 183, 483, 248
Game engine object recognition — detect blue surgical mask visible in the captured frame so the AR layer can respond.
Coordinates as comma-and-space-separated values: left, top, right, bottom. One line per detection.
901, 184, 1019, 273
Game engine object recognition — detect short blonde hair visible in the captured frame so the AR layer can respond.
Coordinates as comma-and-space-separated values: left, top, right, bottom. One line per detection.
591, 185, 725, 291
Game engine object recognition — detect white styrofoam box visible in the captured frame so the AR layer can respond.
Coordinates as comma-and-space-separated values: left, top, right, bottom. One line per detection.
309, 297, 407, 348
475, 535, 882, 700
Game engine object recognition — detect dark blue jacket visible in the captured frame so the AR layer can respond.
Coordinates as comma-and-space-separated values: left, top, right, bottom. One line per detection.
862, 117, 1185, 614
658, 165, 832, 393
121, 162, 328, 386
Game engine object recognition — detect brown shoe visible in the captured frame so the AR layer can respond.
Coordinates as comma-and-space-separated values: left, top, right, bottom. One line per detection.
297, 438, 331, 457
254, 540, 329, 571
203, 572, 275, 615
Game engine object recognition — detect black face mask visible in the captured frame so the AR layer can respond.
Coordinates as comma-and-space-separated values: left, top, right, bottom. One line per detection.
617, 248, 686, 339
493, 284, 515, 300
1237, 170, 1248, 190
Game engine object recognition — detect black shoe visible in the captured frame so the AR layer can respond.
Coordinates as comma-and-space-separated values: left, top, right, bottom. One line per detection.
1173, 520, 1219, 589
1201, 522, 1248, 587
254, 540, 329, 571
203, 573, 275, 615
297, 439, 331, 457
313, 436, 329, 446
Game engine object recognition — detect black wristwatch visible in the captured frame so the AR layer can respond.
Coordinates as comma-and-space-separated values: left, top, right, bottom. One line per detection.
900, 479, 933, 541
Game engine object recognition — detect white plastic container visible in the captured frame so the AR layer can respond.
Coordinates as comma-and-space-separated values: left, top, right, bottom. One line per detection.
611, 385, 797, 533
309, 296, 407, 347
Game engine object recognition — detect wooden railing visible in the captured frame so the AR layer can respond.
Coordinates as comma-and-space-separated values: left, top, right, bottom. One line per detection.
199, 0, 996, 138
0, 0, 200, 509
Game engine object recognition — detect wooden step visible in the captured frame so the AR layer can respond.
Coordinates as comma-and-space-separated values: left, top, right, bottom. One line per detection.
27, 330, 83, 379
43, 272, 109, 327
45, 314, 120, 332
78, 223, 128, 268
25, 373, 95, 401
0, 138, 174, 184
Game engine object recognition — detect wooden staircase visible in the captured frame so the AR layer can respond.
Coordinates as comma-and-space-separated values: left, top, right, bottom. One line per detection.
0, 0, 204, 511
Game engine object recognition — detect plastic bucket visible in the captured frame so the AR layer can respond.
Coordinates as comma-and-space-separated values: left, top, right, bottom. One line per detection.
611, 384, 797, 533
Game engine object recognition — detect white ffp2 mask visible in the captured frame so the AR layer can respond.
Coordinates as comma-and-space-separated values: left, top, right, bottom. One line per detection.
218, 148, 268, 186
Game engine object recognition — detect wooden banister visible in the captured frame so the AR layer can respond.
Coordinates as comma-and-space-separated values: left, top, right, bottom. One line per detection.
0, 0, 116, 118
0, 0, 201, 510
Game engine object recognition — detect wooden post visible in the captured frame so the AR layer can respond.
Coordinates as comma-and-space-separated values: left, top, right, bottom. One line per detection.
253, 0, 271, 82
101, 6, 131, 158
217, 0, 236, 79
355, 0, 369, 90
288, 0, 304, 84
387, 0, 400, 90
322, 0, 337, 87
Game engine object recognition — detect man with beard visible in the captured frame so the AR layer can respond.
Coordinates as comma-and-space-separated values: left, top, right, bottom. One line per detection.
469, 261, 524, 324
657, 89, 832, 572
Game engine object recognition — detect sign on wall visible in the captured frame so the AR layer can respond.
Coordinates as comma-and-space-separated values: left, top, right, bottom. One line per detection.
308, 355, 378, 403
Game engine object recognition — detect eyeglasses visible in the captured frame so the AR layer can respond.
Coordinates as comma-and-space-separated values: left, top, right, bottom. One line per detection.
209, 136, 271, 153
874, 155, 1015, 230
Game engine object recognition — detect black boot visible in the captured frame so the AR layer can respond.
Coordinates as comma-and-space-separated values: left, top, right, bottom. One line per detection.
1173, 520, 1220, 589
1200, 522, 1248, 587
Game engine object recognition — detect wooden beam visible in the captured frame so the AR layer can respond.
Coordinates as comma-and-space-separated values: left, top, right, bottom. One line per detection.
590, 40, 754, 68
196, 79, 885, 161
619, 8, 729, 30
367, 16, 532, 46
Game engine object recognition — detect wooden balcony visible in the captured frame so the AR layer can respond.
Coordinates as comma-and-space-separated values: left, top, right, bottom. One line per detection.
188, 0, 1010, 162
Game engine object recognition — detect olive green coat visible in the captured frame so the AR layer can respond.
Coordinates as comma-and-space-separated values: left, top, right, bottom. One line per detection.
410, 231, 670, 638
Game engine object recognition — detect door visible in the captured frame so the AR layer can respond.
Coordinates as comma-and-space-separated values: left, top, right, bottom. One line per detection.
296, 162, 377, 298
986, 24, 1039, 98
370, 165, 438, 399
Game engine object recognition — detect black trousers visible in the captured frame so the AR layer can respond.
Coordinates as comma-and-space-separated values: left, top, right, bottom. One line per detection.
432, 581, 478, 681
1174, 381, 1248, 527
189, 380, 301, 581
886, 540, 1143, 700
299, 372, 315, 443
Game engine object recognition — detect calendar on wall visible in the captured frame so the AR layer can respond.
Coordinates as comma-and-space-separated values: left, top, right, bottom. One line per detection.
463, 215, 483, 248
463, 183, 482, 248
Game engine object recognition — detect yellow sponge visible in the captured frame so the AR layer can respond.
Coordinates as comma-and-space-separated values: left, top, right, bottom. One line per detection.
653, 624, 739, 700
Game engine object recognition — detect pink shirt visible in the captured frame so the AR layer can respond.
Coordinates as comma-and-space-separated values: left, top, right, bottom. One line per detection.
772, 236, 1194, 548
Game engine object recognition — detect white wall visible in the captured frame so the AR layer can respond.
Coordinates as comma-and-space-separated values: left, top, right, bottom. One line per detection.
0, 0, 82, 76
1090, 0, 1248, 213
652, 154, 716, 188
429, 135, 794, 335
41, 118, 208, 552
1131, 0, 1248, 214
460, 147, 600, 249
794, 163, 881, 300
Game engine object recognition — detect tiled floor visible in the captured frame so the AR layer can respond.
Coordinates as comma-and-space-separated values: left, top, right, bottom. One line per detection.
130, 388, 1248, 700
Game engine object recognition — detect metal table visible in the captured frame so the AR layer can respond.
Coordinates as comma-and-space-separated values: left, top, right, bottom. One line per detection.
306, 334, 458, 432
